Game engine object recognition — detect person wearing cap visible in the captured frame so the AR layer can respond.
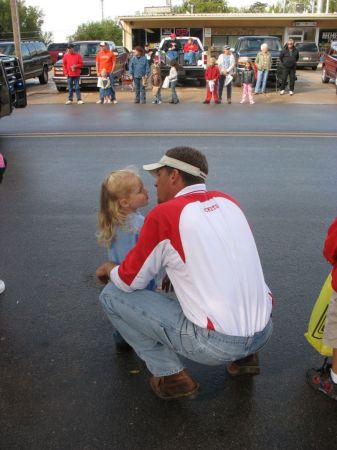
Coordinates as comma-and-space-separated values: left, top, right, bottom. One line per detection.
217, 45, 235, 104
96, 146, 273, 401
163, 34, 182, 61
96, 42, 117, 104
62, 44, 84, 105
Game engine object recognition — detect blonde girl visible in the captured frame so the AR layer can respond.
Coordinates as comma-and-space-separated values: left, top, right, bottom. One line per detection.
98, 169, 152, 352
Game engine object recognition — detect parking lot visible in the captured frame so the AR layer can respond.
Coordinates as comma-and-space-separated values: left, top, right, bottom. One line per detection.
25, 66, 337, 105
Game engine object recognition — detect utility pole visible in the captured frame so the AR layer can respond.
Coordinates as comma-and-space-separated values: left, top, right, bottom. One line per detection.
326, 0, 330, 13
317, 0, 323, 13
282, 0, 287, 13
10, 0, 23, 67
101, 0, 104, 22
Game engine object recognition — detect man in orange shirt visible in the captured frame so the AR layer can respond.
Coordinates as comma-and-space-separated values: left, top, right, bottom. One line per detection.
96, 41, 117, 104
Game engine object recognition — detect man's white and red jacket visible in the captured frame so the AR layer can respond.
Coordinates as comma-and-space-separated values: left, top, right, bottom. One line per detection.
111, 184, 273, 337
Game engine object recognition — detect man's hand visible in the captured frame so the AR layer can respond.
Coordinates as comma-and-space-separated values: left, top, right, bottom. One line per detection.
96, 261, 117, 285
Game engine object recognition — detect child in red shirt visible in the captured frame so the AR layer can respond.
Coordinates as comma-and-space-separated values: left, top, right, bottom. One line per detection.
203, 57, 220, 104
307, 217, 337, 400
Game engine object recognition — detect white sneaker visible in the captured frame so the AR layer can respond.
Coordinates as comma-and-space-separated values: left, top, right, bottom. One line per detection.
65, 100, 72, 105
96, 99, 103, 104
0, 280, 5, 294
113, 100, 118, 104
240, 100, 245, 104
280, 90, 285, 95
157, 101, 162, 104
289, 91, 294, 96
250, 101, 255, 104
77, 100, 84, 104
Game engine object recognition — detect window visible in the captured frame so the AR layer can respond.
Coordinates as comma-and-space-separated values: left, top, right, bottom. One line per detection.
21, 44, 30, 60
27, 42, 37, 56
48, 43, 68, 51
295, 42, 318, 52
74, 43, 100, 57
0, 43, 15, 56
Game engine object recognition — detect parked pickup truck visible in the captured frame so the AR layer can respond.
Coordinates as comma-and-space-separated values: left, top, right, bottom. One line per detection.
321, 40, 337, 88
0, 41, 52, 84
154, 37, 208, 85
232, 36, 282, 86
0, 53, 27, 119
53, 41, 129, 91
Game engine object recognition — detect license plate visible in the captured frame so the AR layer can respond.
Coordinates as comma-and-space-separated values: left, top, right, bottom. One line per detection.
302, 57, 310, 61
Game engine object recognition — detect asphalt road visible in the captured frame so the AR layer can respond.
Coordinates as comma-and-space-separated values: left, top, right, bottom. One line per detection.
0, 104, 337, 450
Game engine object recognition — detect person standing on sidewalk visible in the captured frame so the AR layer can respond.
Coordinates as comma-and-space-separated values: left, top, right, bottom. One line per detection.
217, 45, 235, 104
240, 60, 255, 104
96, 146, 273, 400
96, 42, 118, 104
63, 44, 84, 105
279, 39, 299, 96
129, 47, 150, 104
255, 43, 272, 95
203, 57, 221, 104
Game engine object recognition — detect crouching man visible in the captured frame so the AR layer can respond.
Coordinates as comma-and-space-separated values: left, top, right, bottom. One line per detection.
96, 146, 273, 400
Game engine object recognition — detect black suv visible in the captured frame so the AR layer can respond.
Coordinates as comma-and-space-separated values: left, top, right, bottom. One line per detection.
232, 36, 282, 85
0, 41, 52, 84
0, 53, 27, 119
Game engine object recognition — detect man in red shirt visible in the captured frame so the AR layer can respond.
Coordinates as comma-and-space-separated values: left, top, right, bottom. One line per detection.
95, 41, 117, 104
63, 44, 84, 105
307, 217, 337, 400
183, 37, 199, 65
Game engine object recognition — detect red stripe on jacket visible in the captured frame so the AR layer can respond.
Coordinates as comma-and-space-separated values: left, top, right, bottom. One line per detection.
324, 217, 337, 291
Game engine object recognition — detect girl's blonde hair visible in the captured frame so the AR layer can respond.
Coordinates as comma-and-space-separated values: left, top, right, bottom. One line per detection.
97, 169, 140, 247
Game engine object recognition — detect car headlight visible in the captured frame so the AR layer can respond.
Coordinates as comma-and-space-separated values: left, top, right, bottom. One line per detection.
54, 67, 64, 75
90, 67, 97, 75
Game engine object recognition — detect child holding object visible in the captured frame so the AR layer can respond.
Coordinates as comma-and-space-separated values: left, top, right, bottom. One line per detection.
307, 217, 337, 400
203, 57, 220, 104
97, 68, 112, 103
97, 169, 154, 353
167, 59, 179, 104
150, 65, 162, 104
240, 60, 255, 105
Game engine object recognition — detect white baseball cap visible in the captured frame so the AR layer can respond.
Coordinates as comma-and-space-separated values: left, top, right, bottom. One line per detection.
143, 155, 207, 180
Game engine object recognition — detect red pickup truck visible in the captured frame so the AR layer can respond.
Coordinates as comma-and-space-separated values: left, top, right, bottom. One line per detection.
321, 40, 337, 92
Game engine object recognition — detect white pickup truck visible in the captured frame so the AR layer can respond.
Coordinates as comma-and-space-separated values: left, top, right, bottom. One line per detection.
154, 36, 208, 86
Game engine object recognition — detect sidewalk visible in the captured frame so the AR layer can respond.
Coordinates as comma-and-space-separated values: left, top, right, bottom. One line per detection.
26, 68, 336, 105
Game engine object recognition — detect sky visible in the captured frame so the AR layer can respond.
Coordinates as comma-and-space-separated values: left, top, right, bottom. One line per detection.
24, 0, 272, 41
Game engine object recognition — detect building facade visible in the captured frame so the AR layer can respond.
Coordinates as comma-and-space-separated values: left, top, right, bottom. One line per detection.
118, 13, 337, 53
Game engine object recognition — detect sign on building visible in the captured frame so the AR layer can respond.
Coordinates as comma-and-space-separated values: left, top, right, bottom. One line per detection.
204, 28, 212, 38
319, 29, 337, 42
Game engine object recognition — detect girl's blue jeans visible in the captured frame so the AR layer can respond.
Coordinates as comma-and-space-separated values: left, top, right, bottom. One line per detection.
99, 282, 273, 377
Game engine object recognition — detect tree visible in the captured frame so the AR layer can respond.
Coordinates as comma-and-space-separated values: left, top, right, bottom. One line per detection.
0, 0, 46, 40
173, 0, 230, 13
248, 2, 269, 12
69, 19, 122, 45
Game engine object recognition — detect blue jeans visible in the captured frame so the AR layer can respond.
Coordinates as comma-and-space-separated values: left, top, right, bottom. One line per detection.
167, 50, 178, 61
170, 80, 178, 103
133, 77, 146, 102
184, 51, 197, 64
255, 70, 269, 93
99, 282, 273, 377
67, 76, 81, 101
153, 88, 162, 103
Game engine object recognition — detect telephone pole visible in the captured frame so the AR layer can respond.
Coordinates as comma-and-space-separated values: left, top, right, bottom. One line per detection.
10, 0, 23, 67
101, 0, 104, 21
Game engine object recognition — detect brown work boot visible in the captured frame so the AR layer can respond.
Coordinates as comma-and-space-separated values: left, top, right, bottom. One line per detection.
226, 353, 260, 376
150, 369, 199, 400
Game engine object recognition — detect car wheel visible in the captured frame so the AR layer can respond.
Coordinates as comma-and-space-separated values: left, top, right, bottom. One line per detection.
39, 66, 48, 84
312, 66, 318, 71
321, 67, 330, 83
56, 86, 66, 92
